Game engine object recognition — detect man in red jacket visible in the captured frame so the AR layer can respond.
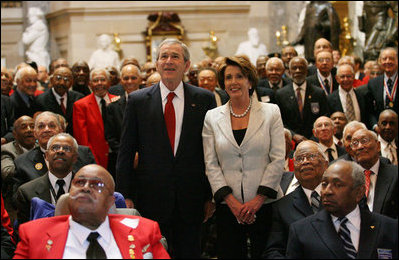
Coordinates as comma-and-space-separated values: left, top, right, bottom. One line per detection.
14, 164, 170, 259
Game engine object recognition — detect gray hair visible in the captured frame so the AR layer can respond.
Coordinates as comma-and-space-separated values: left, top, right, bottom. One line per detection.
332, 160, 365, 188
265, 57, 284, 71
34, 111, 62, 130
337, 63, 355, 75
15, 66, 36, 82
293, 140, 328, 162
342, 121, 367, 138
156, 38, 190, 62
47, 133, 78, 153
90, 68, 110, 82
289, 56, 308, 70
313, 116, 334, 130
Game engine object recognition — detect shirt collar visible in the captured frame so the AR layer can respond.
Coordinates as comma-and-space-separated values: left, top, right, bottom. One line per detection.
319, 142, 336, 153
302, 183, 322, 201
384, 71, 398, 82
48, 171, 73, 192
69, 215, 111, 247
338, 85, 354, 94
331, 205, 361, 231
160, 81, 184, 102
52, 87, 67, 101
293, 81, 306, 91
317, 69, 331, 81
360, 159, 380, 175
95, 94, 110, 105
378, 135, 397, 149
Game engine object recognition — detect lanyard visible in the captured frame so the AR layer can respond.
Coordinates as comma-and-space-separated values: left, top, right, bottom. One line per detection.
384, 75, 397, 106
317, 72, 332, 95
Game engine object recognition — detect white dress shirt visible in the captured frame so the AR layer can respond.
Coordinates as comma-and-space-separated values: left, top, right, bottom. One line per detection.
293, 81, 306, 106
361, 160, 380, 211
319, 143, 338, 161
331, 205, 361, 251
160, 81, 184, 155
378, 136, 397, 165
52, 88, 68, 108
94, 94, 111, 115
285, 175, 300, 195
63, 216, 122, 259
338, 86, 361, 122
48, 171, 73, 205
302, 184, 322, 206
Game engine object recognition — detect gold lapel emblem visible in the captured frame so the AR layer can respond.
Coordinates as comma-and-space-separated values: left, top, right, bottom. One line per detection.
46, 240, 53, 251
35, 163, 43, 170
128, 235, 134, 241
191, 103, 196, 107
370, 225, 375, 229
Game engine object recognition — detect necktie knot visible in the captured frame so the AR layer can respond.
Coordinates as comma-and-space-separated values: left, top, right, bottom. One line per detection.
87, 232, 100, 242
310, 191, 321, 213
86, 232, 106, 259
56, 179, 65, 201
167, 92, 175, 102
364, 170, 373, 178
364, 170, 373, 198
338, 216, 348, 224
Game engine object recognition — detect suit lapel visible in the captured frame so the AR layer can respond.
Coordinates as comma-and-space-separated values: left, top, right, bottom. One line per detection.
357, 208, 379, 258
292, 186, 313, 216
287, 85, 301, 118
29, 147, 48, 177
109, 215, 142, 259
373, 162, 392, 213
34, 174, 52, 203
216, 104, 240, 149
241, 98, 264, 147
45, 216, 70, 258
311, 210, 348, 258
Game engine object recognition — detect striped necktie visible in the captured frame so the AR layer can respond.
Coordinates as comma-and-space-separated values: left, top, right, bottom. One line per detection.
310, 191, 321, 213
338, 217, 357, 259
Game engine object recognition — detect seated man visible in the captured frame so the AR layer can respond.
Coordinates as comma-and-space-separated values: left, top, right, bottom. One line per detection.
286, 160, 397, 258
13, 164, 170, 259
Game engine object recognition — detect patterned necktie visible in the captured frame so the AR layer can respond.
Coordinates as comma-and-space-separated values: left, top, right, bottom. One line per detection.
60, 97, 66, 115
310, 191, 321, 213
86, 232, 107, 259
324, 79, 330, 94
55, 179, 65, 201
338, 217, 357, 259
345, 92, 355, 122
387, 143, 397, 165
387, 78, 393, 92
165, 92, 176, 153
101, 99, 107, 124
296, 87, 303, 119
326, 148, 335, 162
364, 170, 373, 198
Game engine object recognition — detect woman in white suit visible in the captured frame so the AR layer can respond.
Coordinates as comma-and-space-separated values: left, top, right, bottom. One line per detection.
202, 55, 285, 258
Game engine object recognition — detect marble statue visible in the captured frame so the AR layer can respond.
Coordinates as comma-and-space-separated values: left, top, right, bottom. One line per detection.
235, 28, 268, 66
22, 7, 50, 69
89, 34, 120, 69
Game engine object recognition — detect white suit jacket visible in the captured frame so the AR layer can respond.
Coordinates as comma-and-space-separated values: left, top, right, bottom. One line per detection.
202, 97, 285, 204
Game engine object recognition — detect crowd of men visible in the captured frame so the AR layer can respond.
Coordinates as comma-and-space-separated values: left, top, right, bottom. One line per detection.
1, 36, 398, 258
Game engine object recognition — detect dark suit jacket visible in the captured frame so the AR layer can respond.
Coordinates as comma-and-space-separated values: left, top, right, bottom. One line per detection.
275, 80, 329, 139
108, 83, 124, 96
306, 73, 338, 95
280, 171, 295, 195
257, 77, 292, 91
214, 88, 229, 105
1, 95, 15, 142
10, 90, 41, 119
15, 173, 53, 224
12, 145, 95, 201
286, 208, 398, 258
72, 83, 91, 96
256, 86, 276, 104
327, 88, 371, 128
263, 185, 314, 258
367, 74, 399, 127
116, 82, 216, 225
104, 93, 127, 153
36, 89, 84, 135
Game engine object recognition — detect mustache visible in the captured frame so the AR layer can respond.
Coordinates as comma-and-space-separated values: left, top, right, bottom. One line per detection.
69, 191, 95, 203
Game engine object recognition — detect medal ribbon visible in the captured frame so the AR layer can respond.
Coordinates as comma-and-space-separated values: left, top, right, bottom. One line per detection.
384, 75, 397, 103
317, 72, 332, 95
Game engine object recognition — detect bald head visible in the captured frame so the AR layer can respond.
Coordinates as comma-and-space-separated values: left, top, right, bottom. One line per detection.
120, 64, 141, 94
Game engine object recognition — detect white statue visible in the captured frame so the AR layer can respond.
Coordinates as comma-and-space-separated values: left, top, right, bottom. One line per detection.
235, 28, 268, 65
22, 7, 50, 69
89, 34, 120, 69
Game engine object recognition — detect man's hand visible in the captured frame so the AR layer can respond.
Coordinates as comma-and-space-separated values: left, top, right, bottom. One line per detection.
203, 200, 215, 223
293, 134, 307, 144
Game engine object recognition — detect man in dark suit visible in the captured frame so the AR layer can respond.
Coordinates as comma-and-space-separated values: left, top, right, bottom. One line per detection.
367, 47, 398, 129
12, 111, 95, 201
105, 64, 142, 172
312, 116, 346, 163
10, 66, 42, 119
339, 121, 368, 162
351, 129, 398, 219
287, 160, 398, 259
116, 39, 216, 258
71, 60, 91, 96
281, 45, 297, 79
307, 51, 338, 95
376, 109, 398, 165
328, 64, 371, 128
36, 67, 84, 136
276, 57, 329, 142
263, 140, 328, 258
306, 38, 337, 77
15, 133, 78, 224
1, 94, 14, 145
197, 67, 229, 106
258, 57, 291, 93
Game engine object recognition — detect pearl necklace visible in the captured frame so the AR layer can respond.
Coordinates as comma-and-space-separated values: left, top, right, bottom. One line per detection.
230, 98, 252, 118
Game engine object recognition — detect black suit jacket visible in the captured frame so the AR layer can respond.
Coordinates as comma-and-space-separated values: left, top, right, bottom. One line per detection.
287, 208, 398, 258
10, 90, 41, 119
327, 88, 371, 128
104, 93, 127, 153
256, 86, 276, 104
15, 173, 52, 224
116, 82, 216, 224
1, 95, 15, 142
367, 74, 399, 127
263, 185, 314, 258
12, 145, 95, 200
307, 65, 337, 77
280, 171, 295, 195
36, 89, 84, 135
214, 88, 229, 105
257, 77, 292, 91
306, 73, 339, 95
275, 80, 329, 139
108, 83, 125, 96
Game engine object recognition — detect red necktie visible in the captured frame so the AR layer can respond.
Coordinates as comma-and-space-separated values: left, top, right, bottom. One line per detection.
296, 87, 303, 119
165, 92, 176, 153
364, 170, 372, 198
60, 97, 66, 115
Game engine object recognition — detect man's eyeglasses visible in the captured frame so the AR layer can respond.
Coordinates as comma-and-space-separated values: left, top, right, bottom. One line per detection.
49, 144, 73, 153
294, 153, 320, 164
350, 137, 371, 148
54, 75, 72, 82
72, 177, 107, 193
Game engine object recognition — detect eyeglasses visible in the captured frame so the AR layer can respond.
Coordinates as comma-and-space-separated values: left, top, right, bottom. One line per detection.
54, 75, 72, 82
49, 144, 73, 153
92, 78, 107, 83
294, 153, 320, 164
350, 137, 371, 148
23, 78, 37, 83
122, 76, 138, 81
72, 177, 106, 193
317, 58, 332, 63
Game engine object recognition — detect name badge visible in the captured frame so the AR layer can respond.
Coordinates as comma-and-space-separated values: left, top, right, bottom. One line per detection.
261, 96, 270, 103
377, 248, 392, 259
310, 102, 320, 114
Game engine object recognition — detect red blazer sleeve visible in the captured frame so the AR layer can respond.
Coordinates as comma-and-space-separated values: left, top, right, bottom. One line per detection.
73, 100, 89, 146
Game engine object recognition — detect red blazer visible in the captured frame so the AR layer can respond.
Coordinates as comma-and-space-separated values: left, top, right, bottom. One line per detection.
73, 93, 117, 168
14, 214, 170, 259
